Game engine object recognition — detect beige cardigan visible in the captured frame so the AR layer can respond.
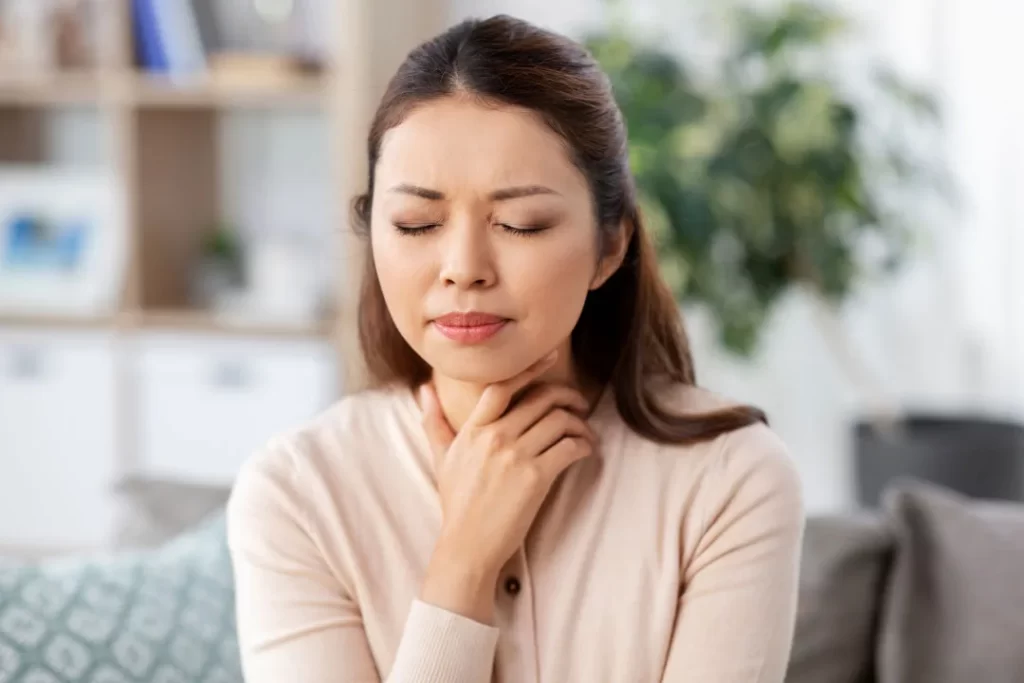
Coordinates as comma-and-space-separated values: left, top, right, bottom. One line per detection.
226, 383, 804, 682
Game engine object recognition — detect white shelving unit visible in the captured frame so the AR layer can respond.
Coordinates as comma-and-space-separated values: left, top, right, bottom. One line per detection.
0, 0, 445, 555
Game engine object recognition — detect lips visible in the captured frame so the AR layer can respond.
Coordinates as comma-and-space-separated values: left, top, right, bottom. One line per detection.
433, 312, 507, 327
431, 311, 510, 343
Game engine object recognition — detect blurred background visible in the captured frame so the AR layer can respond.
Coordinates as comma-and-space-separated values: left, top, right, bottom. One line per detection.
2, 2, 1024, 682
0, 0, 1022, 555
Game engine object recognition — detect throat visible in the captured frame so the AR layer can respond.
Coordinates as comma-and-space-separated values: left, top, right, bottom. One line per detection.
428, 360, 603, 432
431, 377, 487, 432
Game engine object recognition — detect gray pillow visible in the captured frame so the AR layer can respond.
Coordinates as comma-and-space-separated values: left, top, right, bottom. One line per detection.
113, 477, 232, 549
878, 480, 1024, 683
786, 514, 894, 683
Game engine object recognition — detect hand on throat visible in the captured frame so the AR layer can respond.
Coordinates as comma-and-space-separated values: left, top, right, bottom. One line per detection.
428, 348, 595, 433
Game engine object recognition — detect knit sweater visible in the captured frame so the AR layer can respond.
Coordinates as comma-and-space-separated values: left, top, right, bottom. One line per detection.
226, 382, 805, 682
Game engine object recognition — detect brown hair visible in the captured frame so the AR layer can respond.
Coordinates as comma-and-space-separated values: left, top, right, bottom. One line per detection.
352, 15, 766, 444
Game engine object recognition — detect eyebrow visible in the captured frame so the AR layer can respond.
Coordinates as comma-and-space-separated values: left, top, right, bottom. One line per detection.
388, 183, 561, 201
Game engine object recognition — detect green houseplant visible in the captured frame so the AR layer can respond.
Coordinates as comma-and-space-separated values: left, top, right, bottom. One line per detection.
586, 2, 1024, 505
586, 1, 939, 362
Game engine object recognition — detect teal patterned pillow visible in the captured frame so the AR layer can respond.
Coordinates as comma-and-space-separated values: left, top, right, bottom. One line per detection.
0, 515, 241, 683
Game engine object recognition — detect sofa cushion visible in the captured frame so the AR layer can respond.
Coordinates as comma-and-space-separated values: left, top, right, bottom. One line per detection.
878, 480, 1024, 683
0, 515, 240, 683
785, 513, 894, 683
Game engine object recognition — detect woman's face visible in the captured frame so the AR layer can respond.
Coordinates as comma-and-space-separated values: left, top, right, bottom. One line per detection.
370, 95, 621, 385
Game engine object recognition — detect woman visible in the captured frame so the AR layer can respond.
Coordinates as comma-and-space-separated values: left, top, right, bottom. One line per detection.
227, 14, 804, 683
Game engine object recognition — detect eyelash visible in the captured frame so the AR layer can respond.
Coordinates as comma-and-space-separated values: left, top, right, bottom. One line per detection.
393, 223, 549, 237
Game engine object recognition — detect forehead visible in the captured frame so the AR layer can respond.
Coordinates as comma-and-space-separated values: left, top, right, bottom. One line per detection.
376, 96, 585, 193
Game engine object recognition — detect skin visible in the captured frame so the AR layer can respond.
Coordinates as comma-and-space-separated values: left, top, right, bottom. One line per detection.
371, 95, 628, 429
369, 94, 630, 624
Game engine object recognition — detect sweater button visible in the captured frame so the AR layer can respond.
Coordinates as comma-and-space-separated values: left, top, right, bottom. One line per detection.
504, 576, 521, 596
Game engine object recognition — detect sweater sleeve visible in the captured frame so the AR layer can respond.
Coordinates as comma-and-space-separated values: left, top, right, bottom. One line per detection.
226, 443, 500, 683
661, 426, 805, 682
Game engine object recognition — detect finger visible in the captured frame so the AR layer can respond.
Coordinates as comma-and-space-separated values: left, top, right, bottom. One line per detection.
516, 408, 597, 460
467, 350, 559, 426
536, 436, 593, 480
419, 383, 455, 461
495, 384, 589, 438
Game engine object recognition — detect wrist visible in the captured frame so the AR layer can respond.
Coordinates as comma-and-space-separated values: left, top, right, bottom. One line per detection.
422, 541, 499, 625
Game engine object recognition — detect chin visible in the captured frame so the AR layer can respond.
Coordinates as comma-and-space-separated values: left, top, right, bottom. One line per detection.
427, 348, 533, 385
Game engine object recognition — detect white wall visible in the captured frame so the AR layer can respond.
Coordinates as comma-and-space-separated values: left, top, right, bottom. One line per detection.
447, 0, 1024, 512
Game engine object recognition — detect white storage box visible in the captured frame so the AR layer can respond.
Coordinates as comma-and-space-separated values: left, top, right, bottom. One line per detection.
0, 327, 119, 549
132, 332, 338, 484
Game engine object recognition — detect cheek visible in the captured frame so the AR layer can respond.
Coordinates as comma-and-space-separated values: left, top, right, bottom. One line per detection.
511, 233, 597, 327
371, 229, 432, 333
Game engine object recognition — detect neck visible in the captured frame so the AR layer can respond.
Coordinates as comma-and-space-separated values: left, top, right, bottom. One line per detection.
431, 344, 598, 432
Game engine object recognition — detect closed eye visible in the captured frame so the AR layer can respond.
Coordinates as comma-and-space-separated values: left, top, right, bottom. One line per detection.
393, 222, 552, 237
499, 223, 551, 237
393, 223, 440, 236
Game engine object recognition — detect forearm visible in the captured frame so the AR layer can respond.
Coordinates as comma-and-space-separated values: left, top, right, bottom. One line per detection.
385, 545, 501, 682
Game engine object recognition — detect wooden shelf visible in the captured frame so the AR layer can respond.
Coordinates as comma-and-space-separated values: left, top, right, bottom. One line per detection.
128, 74, 328, 109
0, 0, 452, 555
0, 311, 332, 340
0, 312, 120, 330
0, 71, 106, 106
0, 72, 328, 109
131, 309, 333, 340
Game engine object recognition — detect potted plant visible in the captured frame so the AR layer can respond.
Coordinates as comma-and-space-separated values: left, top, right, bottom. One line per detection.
585, 1, 1024, 504
190, 221, 245, 310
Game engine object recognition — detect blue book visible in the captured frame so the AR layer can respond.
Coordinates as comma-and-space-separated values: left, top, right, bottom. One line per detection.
133, 0, 169, 72
152, 0, 206, 78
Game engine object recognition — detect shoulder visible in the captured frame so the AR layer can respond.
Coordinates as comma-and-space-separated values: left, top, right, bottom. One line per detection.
650, 381, 792, 462
648, 378, 753, 416
683, 392, 805, 545
227, 384, 414, 531
632, 381, 804, 524
705, 420, 803, 516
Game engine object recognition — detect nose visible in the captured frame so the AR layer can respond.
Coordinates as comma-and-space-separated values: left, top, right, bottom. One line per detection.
439, 218, 497, 289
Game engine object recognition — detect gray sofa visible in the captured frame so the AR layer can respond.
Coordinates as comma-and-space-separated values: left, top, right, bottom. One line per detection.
1, 478, 1022, 682
788, 481, 1024, 683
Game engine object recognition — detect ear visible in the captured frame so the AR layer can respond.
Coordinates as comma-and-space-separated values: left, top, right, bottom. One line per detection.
589, 219, 633, 290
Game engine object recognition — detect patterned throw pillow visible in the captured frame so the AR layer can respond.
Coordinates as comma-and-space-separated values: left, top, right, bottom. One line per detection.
0, 516, 241, 683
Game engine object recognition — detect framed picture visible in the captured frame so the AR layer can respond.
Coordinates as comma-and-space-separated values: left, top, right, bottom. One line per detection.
0, 168, 126, 317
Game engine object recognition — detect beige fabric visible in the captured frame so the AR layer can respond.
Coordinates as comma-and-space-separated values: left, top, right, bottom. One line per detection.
226, 383, 805, 682
879, 481, 1024, 683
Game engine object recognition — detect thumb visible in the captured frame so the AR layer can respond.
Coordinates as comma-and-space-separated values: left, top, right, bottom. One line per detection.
419, 383, 455, 461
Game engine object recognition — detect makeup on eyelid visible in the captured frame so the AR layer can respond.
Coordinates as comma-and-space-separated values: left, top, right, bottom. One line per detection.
389, 210, 561, 232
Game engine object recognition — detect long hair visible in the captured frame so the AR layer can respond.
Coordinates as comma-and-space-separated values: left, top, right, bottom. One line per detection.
352, 15, 765, 444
